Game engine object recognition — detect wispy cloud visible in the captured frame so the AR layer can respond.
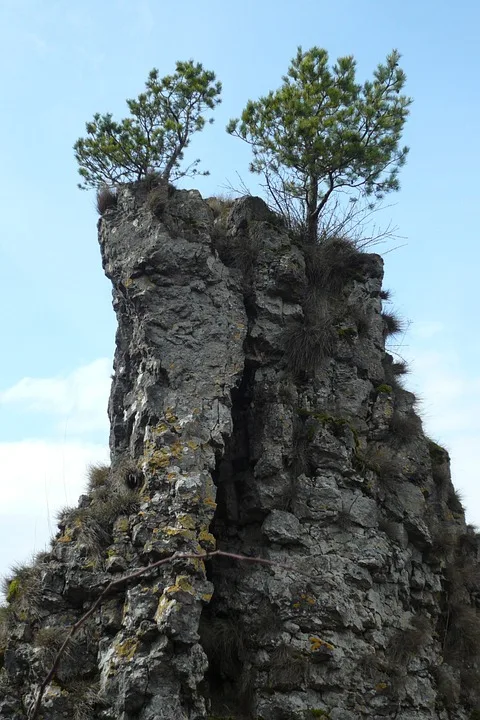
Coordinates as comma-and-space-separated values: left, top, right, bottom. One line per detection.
0, 438, 109, 586
0, 359, 112, 581
0, 439, 109, 515
0, 358, 112, 435
406, 339, 480, 526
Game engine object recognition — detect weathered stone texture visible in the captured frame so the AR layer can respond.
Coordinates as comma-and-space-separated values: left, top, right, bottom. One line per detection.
1, 185, 479, 720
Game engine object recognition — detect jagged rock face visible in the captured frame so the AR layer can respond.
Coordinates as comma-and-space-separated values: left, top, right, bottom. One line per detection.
1, 186, 480, 720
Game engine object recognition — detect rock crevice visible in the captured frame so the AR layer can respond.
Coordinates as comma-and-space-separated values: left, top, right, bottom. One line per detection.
0, 186, 479, 720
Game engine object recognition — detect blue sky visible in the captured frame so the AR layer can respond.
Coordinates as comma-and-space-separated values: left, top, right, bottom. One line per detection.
0, 0, 479, 581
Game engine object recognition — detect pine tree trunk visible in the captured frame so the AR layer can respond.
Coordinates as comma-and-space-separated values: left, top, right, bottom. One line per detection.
306, 180, 319, 244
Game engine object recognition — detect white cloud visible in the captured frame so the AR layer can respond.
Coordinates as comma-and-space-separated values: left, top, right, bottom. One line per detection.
406, 342, 480, 527
0, 439, 109, 584
0, 439, 109, 514
0, 358, 112, 435
0, 359, 112, 586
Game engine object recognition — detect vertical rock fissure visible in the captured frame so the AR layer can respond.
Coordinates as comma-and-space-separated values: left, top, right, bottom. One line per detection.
3, 190, 480, 720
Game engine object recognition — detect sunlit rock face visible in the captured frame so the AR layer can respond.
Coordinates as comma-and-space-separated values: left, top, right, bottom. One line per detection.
1, 184, 479, 720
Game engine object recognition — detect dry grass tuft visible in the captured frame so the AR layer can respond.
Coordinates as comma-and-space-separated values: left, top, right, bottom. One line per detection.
1, 562, 44, 620
87, 463, 110, 491
96, 186, 117, 215
199, 616, 246, 680
304, 237, 365, 294
268, 645, 309, 690
284, 317, 336, 376
389, 410, 421, 445
382, 311, 404, 336
444, 605, 480, 662
146, 182, 169, 216
360, 445, 402, 482
386, 614, 432, 667
447, 486, 464, 515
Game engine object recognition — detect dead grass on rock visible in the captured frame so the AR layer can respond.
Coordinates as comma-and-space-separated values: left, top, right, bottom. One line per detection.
96, 185, 117, 215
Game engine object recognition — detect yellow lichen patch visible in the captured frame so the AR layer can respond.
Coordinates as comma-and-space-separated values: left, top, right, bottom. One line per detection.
163, 526, 196, 540
44, 684, 67, 698
187, 440, 199, 450
155, 594, 176, 621
167, 471, 177, 482
198, 529, 216, 549
167, 575, 195, 595
188, 556, 206, 573
57, 534, 73, 543
375, 682, 388, 693
115, 517, 130, 533
309, 636, 335, 652
203, 476, 217, 509
147, 448, 171, 470
155, 423, 169, 434
177, 514, 196, 530
115, 637, 139, 661
201, 592, 213, 603
165, 408, 177, 424
170, 441, 184, 459
123, 277, 133, 288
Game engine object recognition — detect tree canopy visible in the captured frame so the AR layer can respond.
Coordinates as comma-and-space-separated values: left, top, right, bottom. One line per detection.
74, 60, 222, 189
227, 47, 412, 243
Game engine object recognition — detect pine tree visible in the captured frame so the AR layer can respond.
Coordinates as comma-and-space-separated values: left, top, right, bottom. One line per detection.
74, 60, 222, 189
228, 47, 411, 243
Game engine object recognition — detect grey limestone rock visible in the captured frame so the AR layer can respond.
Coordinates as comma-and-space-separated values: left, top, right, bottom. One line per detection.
0, 187, 478, 720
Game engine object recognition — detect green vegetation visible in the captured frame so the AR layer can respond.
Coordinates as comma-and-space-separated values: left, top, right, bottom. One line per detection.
0, 561, 44, 622
56, 461, 141, 565
228, 47, 411, 243
5, 579, 20, 603
376, 384, 393, 394
74, 60, 221, 189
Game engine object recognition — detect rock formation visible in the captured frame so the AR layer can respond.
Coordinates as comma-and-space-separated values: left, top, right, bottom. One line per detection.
1, 183, 479, 720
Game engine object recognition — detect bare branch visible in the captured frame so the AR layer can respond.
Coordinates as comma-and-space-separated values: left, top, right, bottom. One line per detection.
28, 548, 301, 719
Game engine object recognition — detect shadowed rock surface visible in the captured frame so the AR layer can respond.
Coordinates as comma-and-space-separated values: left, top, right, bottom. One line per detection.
1, 184, 479, 720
